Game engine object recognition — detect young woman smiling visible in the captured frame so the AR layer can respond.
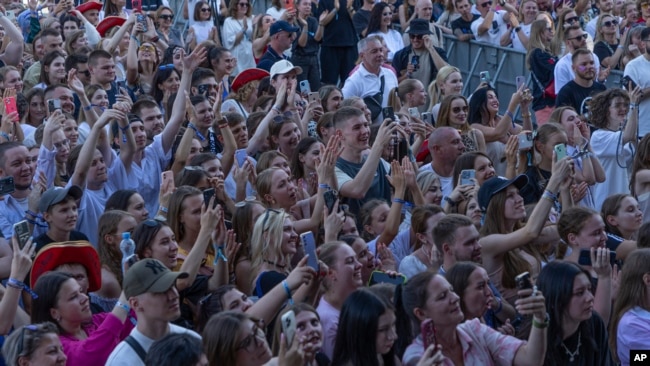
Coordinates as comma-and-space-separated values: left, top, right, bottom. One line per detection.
436, 94, 486, 153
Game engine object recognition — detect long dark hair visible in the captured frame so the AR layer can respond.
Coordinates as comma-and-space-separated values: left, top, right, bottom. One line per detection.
537, 261, 603, 364
468, 87, 497, 126
394, 271, 436, 359
366, 2, 391, 35
290, 137, 320, 181
31, 271, 75, 332
331, 288, 396, 366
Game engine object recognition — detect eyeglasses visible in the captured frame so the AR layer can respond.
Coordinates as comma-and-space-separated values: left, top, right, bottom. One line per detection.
261, 208, 281, 232
16, 325, 39, 358
139, 45, 155, 53
603, 19, 618, 27
409, 34, 424, 39
78, 69, 91, 77
481, 1, 492, 8
200, 7, 211, 12
158, 64, 175, 71
159, 14, 173, 20
272, 111, 295, 124
236, 318, 266, 352
53, 139, 70, 150
565, 16, 579, 23
452, 106, 468, 113
238, 2, 250, 7
569, 33, 588, 40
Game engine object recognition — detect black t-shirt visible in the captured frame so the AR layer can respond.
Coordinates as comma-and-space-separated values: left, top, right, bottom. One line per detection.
544, 312, 612, 365
529, 48, 558, 110
33, 231, 90, 254
520, 165, 551, 205
555, 80, 607, 116
317, 0, 358, 46
353, 8, 371, 37
593, 41, 620, 70
291, 17, 320, 57
451, 15, 479, 36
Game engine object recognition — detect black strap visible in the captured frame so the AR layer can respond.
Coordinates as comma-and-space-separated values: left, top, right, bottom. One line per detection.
125, 335, 147, 362
379, 74, 385, 95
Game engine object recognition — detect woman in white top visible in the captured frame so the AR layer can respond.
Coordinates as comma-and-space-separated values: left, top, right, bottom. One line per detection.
189, 1, 219, 45
509, 0, 539, 51
366, 2, 404, 62
223, 0, 255, 74
266, 0, 287, 20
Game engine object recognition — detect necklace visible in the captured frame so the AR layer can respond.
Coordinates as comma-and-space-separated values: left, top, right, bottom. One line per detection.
561, 331, 581, 362
264, 259, 286, 269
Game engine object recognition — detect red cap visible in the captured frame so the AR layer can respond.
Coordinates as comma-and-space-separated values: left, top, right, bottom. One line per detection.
76, 1, 102, 13
231, 68, 270, 93
96, 16, 126, 37
31, 241, 102, 292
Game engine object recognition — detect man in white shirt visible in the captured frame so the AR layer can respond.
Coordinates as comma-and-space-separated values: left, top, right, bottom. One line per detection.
470, 0, 516, 46
419, 127, 465, 202
623, 26, 650, 137
554, 25, 603, 94
586, 0, 614, 38
342, 37, 398, 122
106, 259, 200, 366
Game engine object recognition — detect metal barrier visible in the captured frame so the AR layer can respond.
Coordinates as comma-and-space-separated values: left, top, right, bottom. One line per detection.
442, 34, 624, 121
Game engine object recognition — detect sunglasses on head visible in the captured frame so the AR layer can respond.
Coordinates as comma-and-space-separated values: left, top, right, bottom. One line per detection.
235, 196, 260, 208
143, 218, 164, 227
159, 14, 173, 20
158, 64, 175, 71
452, 106, 468, 113
603, 19, 618, 27
78, 69, 91, 77
261, 208, 281, 232
642, 2, 650, 8
481, 1, 493, 8
16, 325, 39, 358
272, 111, 295, 123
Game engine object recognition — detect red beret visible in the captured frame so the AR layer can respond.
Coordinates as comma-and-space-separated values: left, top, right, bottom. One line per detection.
76, 1, 102, 13
96, 16, 126, 37
231, 68, 270, 93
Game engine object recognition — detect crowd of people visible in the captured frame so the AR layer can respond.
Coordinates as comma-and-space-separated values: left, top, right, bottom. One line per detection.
0, 0, 646, 364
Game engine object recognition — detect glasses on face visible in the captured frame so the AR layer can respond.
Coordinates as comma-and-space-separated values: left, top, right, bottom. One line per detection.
139, 45, 155, 53
603, 19, 618, 27
236, 319, 266, 352
78, 69, 91, 77
238, 2, 250, 7
409, 34, 424, 39
481, 1, 493, 8
158, 64, 175, 71
16, 325, 39, 358
159, 14, 173, 20
261, 208, 281, 232
53, 139, 70, 150
569, 33, 588, 40
452, 106, 468, 113
200, 7, 211, 12
565, 16, 579, 23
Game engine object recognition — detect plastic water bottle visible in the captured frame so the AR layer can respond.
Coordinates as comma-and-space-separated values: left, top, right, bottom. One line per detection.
120, 232, 135, 275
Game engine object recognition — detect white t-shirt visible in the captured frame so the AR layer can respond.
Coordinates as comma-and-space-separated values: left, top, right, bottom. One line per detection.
585, 15, 598, 39
341, 64, 399, 120
127, 134, 172, 216
418, 163, 453, 202
266, 7, 286, 19
471, 10, 508, 46
368, 29, 404, 62
623, 55, 650, 137
510, 22, 531, 51
105, 324, 201, 366
591, 129, 633, 210
387, 229, 413, 270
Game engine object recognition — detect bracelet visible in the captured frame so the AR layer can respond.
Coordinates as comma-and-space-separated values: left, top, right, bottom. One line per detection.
393, 198, 406, 204
119, 124, 130, 143
444, 196, 458, 207
318, 183, 331, 190
25, 210, 39, 218
159, 206, 168, 213
282, 280, 294, 305
541, 190, 557, 203
0, 132, 9, 141
115, 301, 131, 313
8, 278, 38, 299
532, 313, 550, 329
521, 113, 531, 118
271, 106, 282, 113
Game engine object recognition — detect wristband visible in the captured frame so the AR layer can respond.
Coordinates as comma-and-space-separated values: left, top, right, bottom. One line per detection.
115, 301, 131, 312
8, 278, 38, 299
444, 196, 459, 207
0, 132, 9, 141
119, 124, 130, 143
282, 280, 294, 305
159, 206, 168, 213
392, 198, 406, 204
130, 35, 140, 45
271, 106, 282, 113
318, 183, 331, 190
215, 246, 228, 265
532, 313, 550, 329
25, 210, 40, 218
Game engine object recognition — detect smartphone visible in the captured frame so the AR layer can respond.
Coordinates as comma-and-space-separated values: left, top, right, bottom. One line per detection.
421, 319, 436, 350
410, 55, 420, 70
518, 132, 533, 150
421, 112, 433, 125
480, 71, 491, 83
0, 176, 15, 195
515, 75, 526, 90
323, 189, 338, 214
132, 0, 142, 12
203, 188, 215, 208
554, 143, 567, 160
368, 270, 407, 286
308, 92, 320, 104
235, 149, 248, 168
515, 272, 533, 291
408, 107, 420, 118
300, 232, 319, 271
13, 220, 30, 250
161, 170, 174, 189
4, 96, 17, 115
286, 0, 295, 11
47, 99, 61, 113
136, 13, 148, 32
578, 249, 617, 266
621, 75, 637, 90
281, 310, 297, 346
299, 80, 311, 95
382, 107, 394, 120
460, 169, 475, 186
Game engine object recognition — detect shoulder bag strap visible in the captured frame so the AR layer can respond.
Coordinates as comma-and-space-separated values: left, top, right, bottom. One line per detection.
125, 335, 148, 362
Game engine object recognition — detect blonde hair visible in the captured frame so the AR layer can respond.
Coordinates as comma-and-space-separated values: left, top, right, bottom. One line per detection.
428, 65, 461, 106
249, 208, 293, 287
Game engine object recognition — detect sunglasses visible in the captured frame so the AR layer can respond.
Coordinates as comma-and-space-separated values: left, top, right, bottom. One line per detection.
565, 16, 579, 23
235, 196, 260, 208
16, 325, 39, 358
409, 34, 424, 39
603, 19, 618, 27
159, 14, 173, 20
261, 208, 281, 232
238, 2, 250, 6
158, 63, 175, 71
452, 106, 468, 113
272, 111, 295, 124
481, 1, 492, 8
569, 33, 588, 40
78, 69, 91, 77
143, 218, 163, 227
139, 45, 155, 53
200, 7, 211, 12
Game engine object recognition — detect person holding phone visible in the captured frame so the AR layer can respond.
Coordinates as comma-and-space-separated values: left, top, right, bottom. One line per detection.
600, 194, 642, 258
396, 271, 547, 365
537, 261, 612, 364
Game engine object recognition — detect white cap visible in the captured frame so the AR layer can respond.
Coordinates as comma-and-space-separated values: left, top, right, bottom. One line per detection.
270, 60, 303, 79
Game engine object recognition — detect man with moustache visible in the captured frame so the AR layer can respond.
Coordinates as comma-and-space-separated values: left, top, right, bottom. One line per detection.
392, 19, 449, 84
555, 48, 606, 116
554, 25, 603, 94
105, 259, 199, 366
451, 0, 480, 41
435, 214, 517, 331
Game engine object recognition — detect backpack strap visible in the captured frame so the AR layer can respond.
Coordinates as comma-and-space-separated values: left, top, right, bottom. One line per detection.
125, 335, 147, 362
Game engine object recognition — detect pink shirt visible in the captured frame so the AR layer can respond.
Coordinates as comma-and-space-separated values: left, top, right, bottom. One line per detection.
316, 297, 340, 361
59, 312, 135, 366
403, 319, 524, 366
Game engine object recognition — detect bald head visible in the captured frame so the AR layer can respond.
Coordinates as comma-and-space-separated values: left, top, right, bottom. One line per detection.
416, 0, 434, 18
429, 127, 457, 147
